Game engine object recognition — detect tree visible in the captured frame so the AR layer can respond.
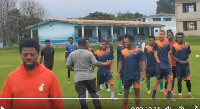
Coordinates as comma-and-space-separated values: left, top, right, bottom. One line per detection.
82, 11, 115, 20
0, 0, 44, 47
0, 0, 17, 47
116, 12, 145, 20
156, 0, 175, 14
20, 0, 47, 19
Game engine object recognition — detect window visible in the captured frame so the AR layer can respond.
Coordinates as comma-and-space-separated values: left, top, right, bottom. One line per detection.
78, 29, 93, 37
183, 21, 197, 31
183, 3, 196, 13
163, 18, 171, 21
153, 18, 161, 21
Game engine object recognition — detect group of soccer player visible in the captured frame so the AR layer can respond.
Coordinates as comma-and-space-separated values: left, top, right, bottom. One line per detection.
116, 30, 193, 108
40, 30, 192, 108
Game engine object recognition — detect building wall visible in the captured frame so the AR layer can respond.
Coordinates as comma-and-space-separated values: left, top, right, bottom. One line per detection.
176, 0, 200, 35
32, 21, 79, 44
146, 15, 176, 36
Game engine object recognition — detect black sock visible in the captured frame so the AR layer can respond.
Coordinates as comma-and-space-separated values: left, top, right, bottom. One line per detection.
167, 91, 171, 99
105, 83, 108, 89
152, 90, 156, 98
164, 81, 168, 89
186, 80, 191, 92
178, 80, 182, 93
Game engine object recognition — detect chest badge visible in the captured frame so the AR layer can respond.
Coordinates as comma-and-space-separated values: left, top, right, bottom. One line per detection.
39, 84, 44, 91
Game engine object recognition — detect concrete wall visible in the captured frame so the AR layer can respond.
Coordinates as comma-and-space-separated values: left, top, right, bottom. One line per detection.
146, 15, 176, 36
32, 21, 79, 44
176, 0, 200, 35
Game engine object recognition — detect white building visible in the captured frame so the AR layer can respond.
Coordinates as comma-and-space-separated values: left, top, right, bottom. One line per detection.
146, 13, 176, 36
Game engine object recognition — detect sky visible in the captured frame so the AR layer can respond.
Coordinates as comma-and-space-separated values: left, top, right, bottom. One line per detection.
35, 0, 158, 19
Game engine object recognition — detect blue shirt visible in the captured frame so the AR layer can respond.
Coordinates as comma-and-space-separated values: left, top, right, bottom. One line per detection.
65, 44, 78, 57
144, 45, 156, 68
153, 40, 170, 62
172, 42, 191, 65
95, 50, 114, 72
119, 48, 146, 79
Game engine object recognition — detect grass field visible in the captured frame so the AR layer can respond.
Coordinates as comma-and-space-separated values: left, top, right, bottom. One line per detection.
0, 36, 200, 109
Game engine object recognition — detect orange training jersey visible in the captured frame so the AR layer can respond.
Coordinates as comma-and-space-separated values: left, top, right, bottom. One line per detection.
0, 63, 64, 109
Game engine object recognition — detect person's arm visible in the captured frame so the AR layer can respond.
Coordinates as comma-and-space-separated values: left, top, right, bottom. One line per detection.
117, 55, 124, 79
185, 45, 191, 64
167, 45, 172, 68
0, 76, 13, 109
168, 52, 172, 68
172, 46, 184, 64
139, 51, 146, 80
90, 53, 112, 67
144, 47, 147, 66
110, 53, 114, 73
52, 48, 55, 67
66, 54, 72, 69
39, 49, 44, 64
65, 46, 68, 64
49, 74, 64, 109
153, 43, 160, 64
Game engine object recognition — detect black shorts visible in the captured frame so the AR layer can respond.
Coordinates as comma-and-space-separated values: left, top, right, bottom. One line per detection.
97, 71, 113, 85
156, 62, 172, 80
146, 67, 157, 78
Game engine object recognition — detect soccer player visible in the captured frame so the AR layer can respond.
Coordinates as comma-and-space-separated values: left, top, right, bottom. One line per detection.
66, 38, 112, 109
172, 32, 193, 98
40, 39, 55, 70
145, 36, 163, 94
118, 35, 146, 109
163, 31, 177, 95
117, 35, 125, 95
95, 39, 115, 100
65, 37, 78, 83
99, 36, 114, 91
0, 38, 64, 109
151, 30, 175, 102
86, 38, 94, 53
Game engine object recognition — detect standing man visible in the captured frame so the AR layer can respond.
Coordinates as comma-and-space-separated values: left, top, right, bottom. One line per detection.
100, 36, 114, 91
65, 37, 78, 83
66, 38, 112, 109
151, 30, 175, 102
135, 34, 146, 52
0, 38, 64, 109
118, 35, 146, 109
172, 32, 193, 98
145, 36, 159, 94
163, 31, 177, 95
117, 35, 125, 95
95, 39, 115, 100
40, 39, 55, 70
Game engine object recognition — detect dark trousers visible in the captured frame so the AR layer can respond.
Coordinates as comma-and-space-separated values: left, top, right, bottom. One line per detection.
68, 68, 71, 78
75, 78, 102, 109
44, 62, 53, 71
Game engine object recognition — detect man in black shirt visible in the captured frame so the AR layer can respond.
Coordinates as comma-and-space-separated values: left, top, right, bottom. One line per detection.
40, 39, 55, 70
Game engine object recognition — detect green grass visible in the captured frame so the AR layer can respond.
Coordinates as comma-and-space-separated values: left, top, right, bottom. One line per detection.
1, 37, 200, 108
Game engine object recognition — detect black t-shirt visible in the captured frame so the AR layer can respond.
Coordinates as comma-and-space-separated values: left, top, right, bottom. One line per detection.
41, 47, 55, 64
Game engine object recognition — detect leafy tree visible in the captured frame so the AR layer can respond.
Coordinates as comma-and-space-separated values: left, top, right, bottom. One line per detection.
116, 12, 145, 20
82, 11, 115, 20
156, 0, 175, 14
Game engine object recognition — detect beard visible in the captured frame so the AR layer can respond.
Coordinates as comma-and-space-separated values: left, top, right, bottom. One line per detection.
24, 62, 37, 71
